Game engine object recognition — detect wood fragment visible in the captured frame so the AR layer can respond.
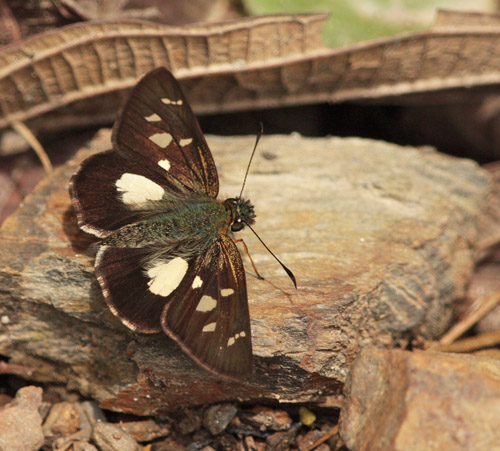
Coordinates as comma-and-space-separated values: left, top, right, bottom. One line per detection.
340, 349, 500, 450
0, 361, 35, 377
439, 289, 500, 345
437, 329, 500, 353
303, 425, 338, 451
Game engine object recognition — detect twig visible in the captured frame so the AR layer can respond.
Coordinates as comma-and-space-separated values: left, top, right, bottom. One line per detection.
437, 329, 500, 353
439, 289, 500, 345
11, 120, 53, 173
303, 425, 339, 451
0, 361, 34, 377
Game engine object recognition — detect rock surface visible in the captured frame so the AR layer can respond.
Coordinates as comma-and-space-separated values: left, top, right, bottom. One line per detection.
0, 131, 492, 414
340, 348, 500, 451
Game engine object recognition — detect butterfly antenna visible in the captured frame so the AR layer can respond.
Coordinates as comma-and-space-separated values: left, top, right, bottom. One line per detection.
238, 123, 264, 200
245, 223, 297, 289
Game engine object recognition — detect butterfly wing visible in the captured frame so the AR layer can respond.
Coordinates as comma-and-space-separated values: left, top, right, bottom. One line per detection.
70, 150, 173, 237
94, 246, 167, 333
94, 234, 253, 376
70, 67, 218, 237
70, 68, 253, 377
112, 67, 219, 199
161, 235, 252, 378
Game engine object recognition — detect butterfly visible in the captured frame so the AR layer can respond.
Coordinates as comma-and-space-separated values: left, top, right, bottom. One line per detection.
70, 67, 295, 379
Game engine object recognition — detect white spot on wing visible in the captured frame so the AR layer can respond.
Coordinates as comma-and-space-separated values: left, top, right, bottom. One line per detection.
116, 173, 164, 205
179, 138, 193, 146
192, 276, 203, 289
220, 288, 234, 297
196, 295, 217, 312
227, 330, 246, 347
147, 257, 188, 297
202, 322, 216, 332
158, 159, 171, 171
145, 113, 161, 122
161, 98, 183, 105
149, 132, 172, 148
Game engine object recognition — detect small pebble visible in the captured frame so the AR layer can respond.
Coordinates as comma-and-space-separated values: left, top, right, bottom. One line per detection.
299, 406, 316, 426
92, 422, 140, 451
203, 404, 237, 435
0, 386, 44, 451
43, 401, 81, 438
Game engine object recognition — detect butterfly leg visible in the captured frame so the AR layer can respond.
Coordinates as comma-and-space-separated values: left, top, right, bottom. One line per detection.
233, 238, 265, 280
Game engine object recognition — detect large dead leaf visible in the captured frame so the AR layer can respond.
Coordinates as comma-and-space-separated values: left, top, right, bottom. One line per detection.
0, 13, 327, 133
3, 10, 500, 136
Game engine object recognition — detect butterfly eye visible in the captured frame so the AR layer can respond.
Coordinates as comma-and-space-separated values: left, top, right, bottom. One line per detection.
231, 220, 244, 232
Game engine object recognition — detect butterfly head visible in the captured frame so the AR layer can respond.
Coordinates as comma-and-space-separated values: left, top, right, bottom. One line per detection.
224, 198, 256, 232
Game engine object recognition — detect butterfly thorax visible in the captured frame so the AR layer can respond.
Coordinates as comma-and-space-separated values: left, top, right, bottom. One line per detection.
101, 198, 254, 251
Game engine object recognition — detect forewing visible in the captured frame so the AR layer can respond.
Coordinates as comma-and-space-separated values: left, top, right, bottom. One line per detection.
112, 67, 219, 198
161, 235, 252, 378
70, 67, 218, 237
70, 150, 183, 237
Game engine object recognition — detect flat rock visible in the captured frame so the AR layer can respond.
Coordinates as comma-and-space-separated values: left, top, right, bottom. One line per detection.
0, 131, 492, 414
339, 348, 500, 450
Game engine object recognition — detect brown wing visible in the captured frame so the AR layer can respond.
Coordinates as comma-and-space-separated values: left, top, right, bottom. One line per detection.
70, 67, 219, 237
112, 67, 219, 198
161, 235, 252, 378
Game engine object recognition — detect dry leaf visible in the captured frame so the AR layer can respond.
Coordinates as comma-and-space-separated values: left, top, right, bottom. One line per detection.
0, 13, 327, 133
3, 11, 500, 137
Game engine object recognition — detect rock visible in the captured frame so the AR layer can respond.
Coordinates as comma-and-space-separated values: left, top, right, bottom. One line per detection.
92, 422, 140, 451
42, 401, 81, 438
71, 442, 99, 451
0, 394, 13, 408
0, 386, 44, 451
240, 406, 292, 431
203, 403, 238, 435
339, 348, 500, 450
266, 427, 298, 451
119, 419, 170, 442
0, 133, 495, 414
244, 435, 264, 451
296, 429, 329, 451
175, 408, 203, 435
78, 400, 107, 427
150, 436, 187, 450
53, 428, 93, 450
